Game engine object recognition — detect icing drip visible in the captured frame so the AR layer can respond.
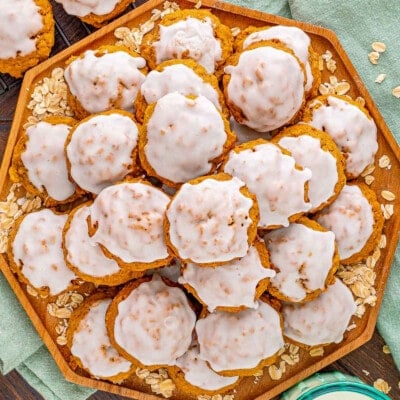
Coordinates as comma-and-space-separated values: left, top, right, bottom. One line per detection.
140, 63, 221, 110
225, 46, 304, 131
223, 143, 311, 227
282, 279, 357, 346
64, 205, 121, 277
154, 17, 222, 73
243, 25, 313, 92
114, 275, 196, 366
89, 182, 170, 263
196, 301, 284, 372
0, 0, 43, 59
12, 209, 76, 295
64, 50, 146, 113
54, 0, 122, 17
144, 92, 227, 183
316, 185, 374, 260
175, 343, 239, 390
166, 176, 254, 263
71, 299, 132, 378
307, 96, 378, 177
66, 113, 139, 194
278, 134, 339, 211
179, 245, 275, 311
22, 121, 76, 201
264, 222, 336, 301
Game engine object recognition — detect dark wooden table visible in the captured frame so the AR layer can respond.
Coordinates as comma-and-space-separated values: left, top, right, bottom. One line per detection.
0, 1, 399, 399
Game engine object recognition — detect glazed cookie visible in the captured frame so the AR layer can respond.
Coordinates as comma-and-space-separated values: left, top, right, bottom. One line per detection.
65, 110, 140, 195
179, 240, 275, 312
106, 275, 196, 369
196, 300, 284, 377
165, 173, 259, 266
55, 0, 133, 28
67, 293, 135, 383
264, 217, 339, 303
7, 209, 77, 297
63, 202, 144, 286
282, 279, 357, 348
302, 95, 378, 179
134, 59, 228, 123
139, 92, 235, 187
0, 0, 54, 77
140, 9, 233, 75
316, 183, 384, 264
235, 25, 320, 97
9, 116, 80, 207
222, 139, 312, 229
272, 124, 346, 213
64, 45, 147, 119
88, 180, 172, 271
169, 341, 240, 396
223, 41, 305, 132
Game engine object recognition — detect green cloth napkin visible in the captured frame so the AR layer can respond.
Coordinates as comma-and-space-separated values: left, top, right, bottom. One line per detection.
0, 1, 399, 399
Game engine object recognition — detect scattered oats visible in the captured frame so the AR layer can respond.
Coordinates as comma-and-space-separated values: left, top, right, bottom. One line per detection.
277, 346, 286, 356
47, 303, 58, 317
56, 335, 67, 346
372, 42, 386, 53
322, 50, 333, 61
309, 347, 324, 357
55, 307, 72, 319
153, 379, 175, 398
364, 175, 375, 185
361, 163, 375, 177
194, 0, 202, 8
368, 51, 380, 64
289, 344, 300, 355
268, 364, 283, 380
383, 344, 391, 354
318, 83, 330, 95
70, 292, 84, 304
231, 27, 241, 37
392, 86, 400, 98
355, 303, 366, 318
335, 81, 350, 95
362, 369, 370, 376
379, 234, 387, 249
381, 190, 395, 201
281, 354, 298, 366
373, 378, 391, 394
136, 368, 151, 380
375, 73, 386, 83
140, 20, 155, 35
346, 323, 357, 331
381, 203, 394, 220
355, 96, 366, 106
378, 155, 391, 169
326, 59, 337, 73
26, 285, 39, 298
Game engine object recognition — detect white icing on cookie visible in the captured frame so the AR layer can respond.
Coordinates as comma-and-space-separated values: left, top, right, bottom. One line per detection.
223, 143, 312, 228
66, 113, 139, 194
166, 176, 254, 264
113, 275, 196, 366
282, 279, 356, 346
64, 50, 146, 114
71, 298, 132, 379
316, 185, 374, 260
278, 133, 339, 211
140, 63, 221, 110
89, 182, 170, 264
175, 342, 239, 390
179, 245, 275, 312
225, 46, 304, 132
64, 205, 121, 277
264, 222, 336, 302
0, 0, 43, 59
22, 121, 76, 201
154, 17, 222, 73
144, 92, 228, 184
307, 96, 378, 177
243, 25, 313, 92
196, 301, 284, 372
12, 209, 76, 296
55, 0, 122, 17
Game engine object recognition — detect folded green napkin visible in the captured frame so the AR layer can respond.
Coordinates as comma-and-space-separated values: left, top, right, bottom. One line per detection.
0, 1, 398, 399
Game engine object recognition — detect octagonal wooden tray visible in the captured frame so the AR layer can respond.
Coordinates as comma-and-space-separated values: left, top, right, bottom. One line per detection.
0, 0, 399, 399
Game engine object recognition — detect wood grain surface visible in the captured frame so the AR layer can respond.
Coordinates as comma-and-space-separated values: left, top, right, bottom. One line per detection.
0, 1, 399, 400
